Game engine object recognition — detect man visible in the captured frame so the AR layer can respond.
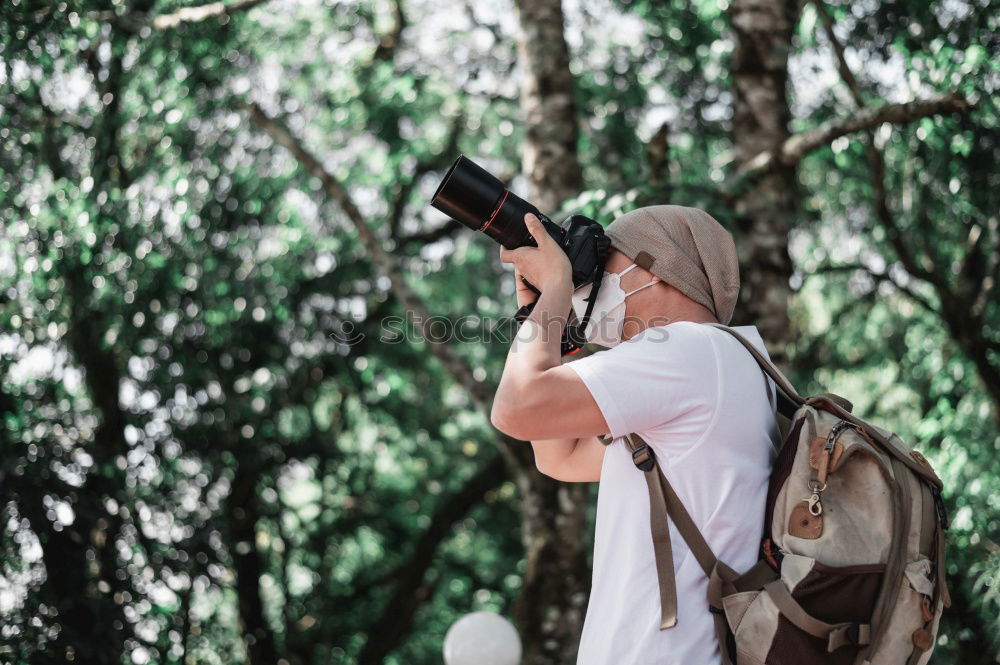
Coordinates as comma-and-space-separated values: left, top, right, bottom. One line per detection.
490, 205, 779, 665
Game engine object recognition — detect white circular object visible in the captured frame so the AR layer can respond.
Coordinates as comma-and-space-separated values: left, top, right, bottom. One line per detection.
443, 611, 522, 665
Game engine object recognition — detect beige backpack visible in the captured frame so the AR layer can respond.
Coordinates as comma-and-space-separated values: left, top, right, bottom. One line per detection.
619, 323, 950, 665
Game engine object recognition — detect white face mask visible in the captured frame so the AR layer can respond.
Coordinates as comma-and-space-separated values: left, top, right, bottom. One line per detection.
571, 263, 658, 348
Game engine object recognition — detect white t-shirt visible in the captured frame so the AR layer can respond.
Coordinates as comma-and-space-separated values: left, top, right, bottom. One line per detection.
566, 321, 779, 665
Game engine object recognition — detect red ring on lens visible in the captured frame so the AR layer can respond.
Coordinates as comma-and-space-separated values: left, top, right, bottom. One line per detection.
480, 190, 509, 232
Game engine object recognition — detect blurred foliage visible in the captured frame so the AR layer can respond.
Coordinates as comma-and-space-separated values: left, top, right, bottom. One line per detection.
0, 0, 997, 664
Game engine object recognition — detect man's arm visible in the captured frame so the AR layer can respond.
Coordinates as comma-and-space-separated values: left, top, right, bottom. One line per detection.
529, 435, 606, 482
490, 214, 612, 480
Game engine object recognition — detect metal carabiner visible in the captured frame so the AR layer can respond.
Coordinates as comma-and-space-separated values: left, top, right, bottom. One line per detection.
807, 492, 823, 516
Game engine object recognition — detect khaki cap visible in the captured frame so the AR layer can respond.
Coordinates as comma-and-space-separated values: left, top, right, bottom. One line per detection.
605, 205, 740, 324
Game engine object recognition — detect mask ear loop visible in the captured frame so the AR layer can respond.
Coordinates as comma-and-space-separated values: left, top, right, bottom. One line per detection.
624, 278, 659, 298
617, 263, 640, 278
616, 276, 659, 342
620, 261, 660, 298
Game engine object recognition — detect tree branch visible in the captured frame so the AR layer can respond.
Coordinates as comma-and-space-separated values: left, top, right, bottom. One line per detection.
355, 454, 508, 665
808, 2, 1000, 421
810, 0, 942, 285
731, 93, 972, 189
162, 0, 267, 28
811, 0, 865, 107
88, 0, 269, 31
389, 112, 464, 238
243, 103, 523, 469
372, 0, 407, 62
152, 0, 269, 29
958, 217, 1000, 322
397, 220, 464, 247
812, 261, 937, 315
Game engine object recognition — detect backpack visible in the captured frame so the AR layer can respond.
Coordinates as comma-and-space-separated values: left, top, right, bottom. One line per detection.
618, 323, 950, 665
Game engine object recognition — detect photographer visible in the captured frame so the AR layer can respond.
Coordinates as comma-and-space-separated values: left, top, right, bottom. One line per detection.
490, 205, 780, 665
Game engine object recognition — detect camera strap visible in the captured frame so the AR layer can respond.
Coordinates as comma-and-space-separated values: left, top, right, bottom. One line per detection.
515, 283, 601, 355
564, 258, 606, 353
514, 226, 610, 355
578, 261, 605, 331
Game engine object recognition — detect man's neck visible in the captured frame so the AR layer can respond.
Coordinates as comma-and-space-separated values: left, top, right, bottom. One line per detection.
621, 299, 719, 342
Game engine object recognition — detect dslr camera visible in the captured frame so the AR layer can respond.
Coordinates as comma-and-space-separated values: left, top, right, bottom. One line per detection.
430, 155, 611, 354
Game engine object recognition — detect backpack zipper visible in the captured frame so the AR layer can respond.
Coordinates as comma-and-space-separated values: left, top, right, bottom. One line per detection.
825, 420, 852, 451
808, 420, 854, 516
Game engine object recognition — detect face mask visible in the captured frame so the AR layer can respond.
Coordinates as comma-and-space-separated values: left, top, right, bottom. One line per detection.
571, 264, 658, 347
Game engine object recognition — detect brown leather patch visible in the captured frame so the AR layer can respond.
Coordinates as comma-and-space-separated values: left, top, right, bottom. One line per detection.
855, 426, 878, 447
910, 450, 936, 473
912, 628, 933, 652
921, 597, 934, 622
807, 437, 826, 469
633, 250, 655, 270
808, 437, 844, 473
910, 449, 943, 484
788, 502, 823, 539
828, 441, 844, 472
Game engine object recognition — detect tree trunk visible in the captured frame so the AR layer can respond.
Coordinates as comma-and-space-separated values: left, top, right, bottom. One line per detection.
23, 4, 146, 655
229, 460, 279, 665
728, 0, 800, 364
356, 455, 508, 665
16, 493, 128, 665
512, 470, 592, 665
513, 0, 583, 214
511, 2, 592, 663
42, 264, 134, 665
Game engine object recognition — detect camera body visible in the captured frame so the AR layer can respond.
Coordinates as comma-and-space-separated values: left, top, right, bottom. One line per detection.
555, 214, 610, 289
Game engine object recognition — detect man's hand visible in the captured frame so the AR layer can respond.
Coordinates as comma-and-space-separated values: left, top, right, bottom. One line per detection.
500, 213, 572, 305
511, 267, 539, 309
491, 212, 610, 447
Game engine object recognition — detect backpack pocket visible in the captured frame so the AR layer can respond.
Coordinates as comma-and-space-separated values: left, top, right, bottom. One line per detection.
774, 424, 896, 566
833, 427, 892, 480
721, 589, 771, 665
724, 553, 885, 665
869, 557, 941, 665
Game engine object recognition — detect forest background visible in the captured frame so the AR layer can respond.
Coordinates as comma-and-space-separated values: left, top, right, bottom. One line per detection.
1, 0, 997, 663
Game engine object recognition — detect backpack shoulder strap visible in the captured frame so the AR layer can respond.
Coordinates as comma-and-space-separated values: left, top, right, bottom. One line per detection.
624, 435, 719, 617
702, 324, 944, 488
625, 433, 742, 664
625, 433, 718, 571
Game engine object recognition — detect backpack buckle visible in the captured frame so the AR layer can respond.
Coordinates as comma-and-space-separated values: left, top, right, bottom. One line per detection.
631, 443, 655, 472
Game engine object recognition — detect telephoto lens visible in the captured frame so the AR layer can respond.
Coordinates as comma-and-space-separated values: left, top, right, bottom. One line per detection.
430, 155, 565, 249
